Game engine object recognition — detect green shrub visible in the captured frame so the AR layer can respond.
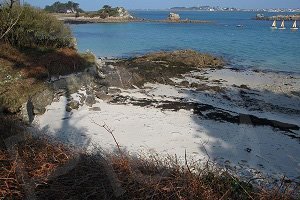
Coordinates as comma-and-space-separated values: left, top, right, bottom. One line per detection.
0, 4, 73, 48
98, 5, 119, 18
44, 1, 84, 13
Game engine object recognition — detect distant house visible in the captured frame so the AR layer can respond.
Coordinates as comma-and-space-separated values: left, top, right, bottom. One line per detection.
66, 9, 73, 14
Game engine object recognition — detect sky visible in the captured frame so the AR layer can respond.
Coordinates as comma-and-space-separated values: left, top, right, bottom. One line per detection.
24, 0, 300, 10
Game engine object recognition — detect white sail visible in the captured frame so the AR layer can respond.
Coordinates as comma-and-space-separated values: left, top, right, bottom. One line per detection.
281, 20, 285, 28
272, 20, 276, 27
278, 20, 286, 29
292, 21, 297, 28
291, 20, 298, 30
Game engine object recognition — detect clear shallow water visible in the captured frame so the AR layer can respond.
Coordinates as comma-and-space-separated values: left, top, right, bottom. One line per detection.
71, 11, 300, 73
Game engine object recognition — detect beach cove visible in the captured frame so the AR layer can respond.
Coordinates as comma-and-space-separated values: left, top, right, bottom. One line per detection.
34, 50, 300, 186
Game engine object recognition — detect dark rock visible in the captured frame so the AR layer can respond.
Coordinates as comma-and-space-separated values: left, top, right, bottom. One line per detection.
0, 106, 3, 115
89, 107, 101, 111
32, 88, 54, 115
190, 82, 199, 88
85, 95, 96, 107
179, 81, 190, 87
240, 84, 250, 90
80, 95, 86, 104
21, 99, 34, 124
66, 106, 72, 112
196, 84, 210, 91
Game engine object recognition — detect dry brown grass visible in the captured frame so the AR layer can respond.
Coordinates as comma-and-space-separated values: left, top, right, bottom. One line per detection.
0, 121, 298, 199
0, 42, 95, 78
0, 42, 95, 113
0, 116, 298, 199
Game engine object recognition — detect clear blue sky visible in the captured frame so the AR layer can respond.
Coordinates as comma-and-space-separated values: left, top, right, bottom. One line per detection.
25, 0, 300, 10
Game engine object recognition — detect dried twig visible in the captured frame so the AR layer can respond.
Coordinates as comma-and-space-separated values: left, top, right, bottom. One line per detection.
89, 118, 123, 157
184, 149, 192, 175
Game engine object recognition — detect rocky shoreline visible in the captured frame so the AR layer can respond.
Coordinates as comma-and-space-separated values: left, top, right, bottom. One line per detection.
256, 13, 300, 21
27, 50, 300, 185
60, 17, 212, 24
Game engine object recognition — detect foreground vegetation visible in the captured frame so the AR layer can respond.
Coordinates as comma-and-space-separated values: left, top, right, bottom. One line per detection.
1, 116, 299, 199
0, 2, 95, 113
0, 4, 73, 48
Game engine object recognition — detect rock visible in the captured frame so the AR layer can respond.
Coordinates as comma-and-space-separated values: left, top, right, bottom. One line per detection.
86, 88, 93, 95
196, 84, 210, 91
31, 88, 54, 115
85, 95, 96, 107
21, 99, 34, 124
67, 100, 80, 110
117, 7, 134, 19
79, 94, 86, 104
95, 91, 112, 101
168, 12, 180, 21
52, 73, 98, 94
190, 82, 199, 88
89, 107, 101, 111
240, 84, 250, 90
179, 81, 190, 87
108, 88, 121, 95
0, 106, 4, 115
66, 106, 72, 112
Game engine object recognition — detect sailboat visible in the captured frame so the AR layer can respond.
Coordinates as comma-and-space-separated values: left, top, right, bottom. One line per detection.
271, 20, 277, 29
278, 20, 286, 30
291, 20, 298, 30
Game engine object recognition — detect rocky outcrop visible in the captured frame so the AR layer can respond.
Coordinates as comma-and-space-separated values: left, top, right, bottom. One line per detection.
31, 88, 54, 115
85, 95, 96, 107
97, 50, 225, 88
168, 12, 180, 21
116, 7, 134, 19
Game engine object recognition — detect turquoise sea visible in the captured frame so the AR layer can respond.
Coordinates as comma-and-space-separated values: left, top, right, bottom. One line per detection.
71, 11, 300, 73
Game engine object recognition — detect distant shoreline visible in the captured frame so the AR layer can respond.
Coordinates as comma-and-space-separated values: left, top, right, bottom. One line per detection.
58, 16, 212, 24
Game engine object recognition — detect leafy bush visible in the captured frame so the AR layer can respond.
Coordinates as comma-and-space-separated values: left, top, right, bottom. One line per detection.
98, 5, 120, 18
0, 4, 73, 48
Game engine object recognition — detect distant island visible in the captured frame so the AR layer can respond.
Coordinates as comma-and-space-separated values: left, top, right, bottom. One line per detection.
45, 2, 211, 24
170, 6, 300, 12
256, 13, 300, 20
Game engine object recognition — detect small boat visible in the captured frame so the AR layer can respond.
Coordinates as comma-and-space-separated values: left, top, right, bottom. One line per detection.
291, 20, 298, 30
271, 20, 277, 29
278, 20, 286, 30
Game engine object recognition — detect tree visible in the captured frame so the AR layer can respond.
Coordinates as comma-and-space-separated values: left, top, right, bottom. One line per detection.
0, 0, 23, 40
44, 1, 84, 13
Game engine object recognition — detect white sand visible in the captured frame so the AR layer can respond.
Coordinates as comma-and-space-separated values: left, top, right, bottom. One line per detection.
34, 68, 300, 183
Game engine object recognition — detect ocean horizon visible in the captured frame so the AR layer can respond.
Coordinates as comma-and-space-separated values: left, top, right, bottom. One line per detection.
71, 11, 300, 73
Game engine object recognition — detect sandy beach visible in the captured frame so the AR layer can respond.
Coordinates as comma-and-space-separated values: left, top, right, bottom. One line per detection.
34, 63, 300, 185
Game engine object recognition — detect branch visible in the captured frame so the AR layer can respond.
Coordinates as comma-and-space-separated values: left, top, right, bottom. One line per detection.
0, 3, 23, 40
89, 118, 123, 157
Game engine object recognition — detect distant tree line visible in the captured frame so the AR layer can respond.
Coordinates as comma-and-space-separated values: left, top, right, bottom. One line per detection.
44, 1, 84, 13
